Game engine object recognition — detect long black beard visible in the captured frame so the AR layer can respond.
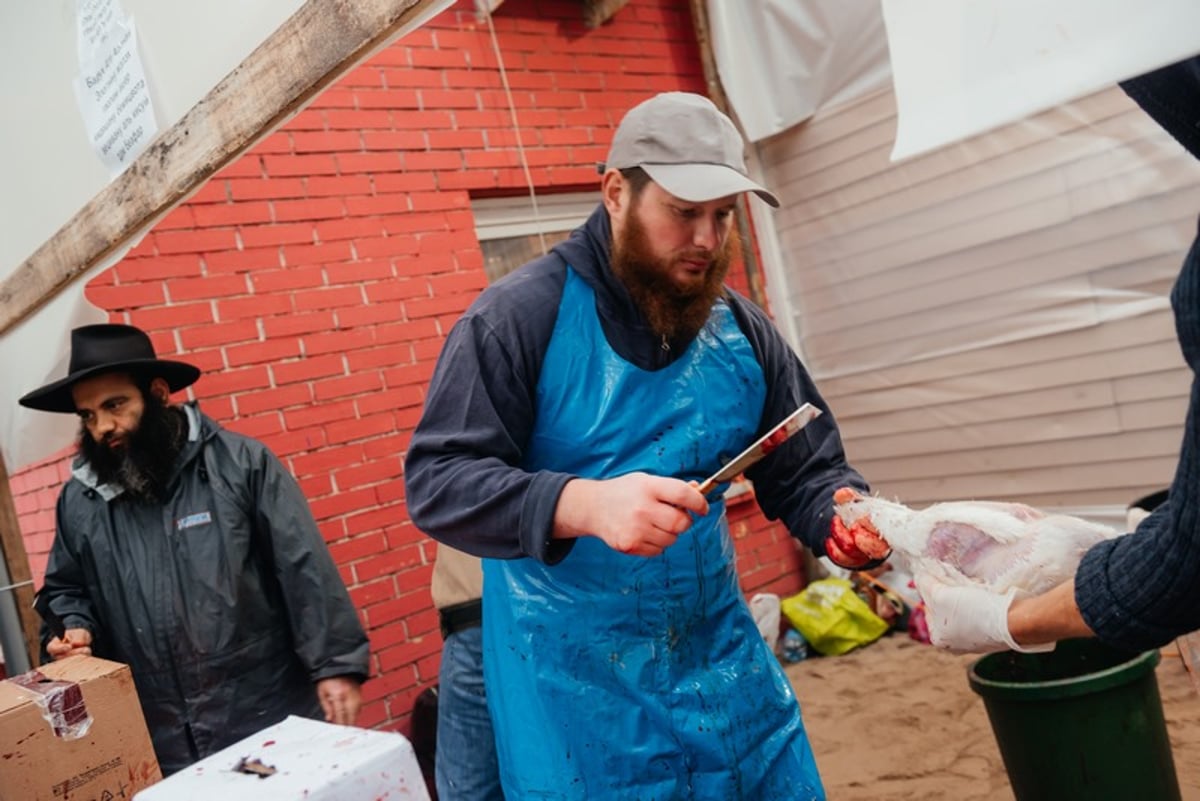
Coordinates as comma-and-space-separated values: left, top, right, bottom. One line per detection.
611, 205, 734, 343
78, 398, 187, 504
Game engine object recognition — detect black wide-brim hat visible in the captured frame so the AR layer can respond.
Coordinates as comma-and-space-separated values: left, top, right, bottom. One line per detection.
19, 323, 201, 414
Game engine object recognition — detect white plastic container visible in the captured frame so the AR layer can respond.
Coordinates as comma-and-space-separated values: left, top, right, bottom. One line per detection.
134, 715, 430, 801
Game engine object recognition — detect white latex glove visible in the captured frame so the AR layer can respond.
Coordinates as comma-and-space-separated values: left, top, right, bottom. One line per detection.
916, 575, 1055, 655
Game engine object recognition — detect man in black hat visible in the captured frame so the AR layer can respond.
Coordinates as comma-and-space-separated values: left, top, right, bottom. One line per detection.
21, 323, 370, 775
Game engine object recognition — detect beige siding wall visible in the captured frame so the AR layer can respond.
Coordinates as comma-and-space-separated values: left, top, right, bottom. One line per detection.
757, 85, 1200, 515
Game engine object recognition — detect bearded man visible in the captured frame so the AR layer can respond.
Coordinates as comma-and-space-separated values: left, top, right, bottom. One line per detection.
404, 92, 874, 800
20, 324, 370, 775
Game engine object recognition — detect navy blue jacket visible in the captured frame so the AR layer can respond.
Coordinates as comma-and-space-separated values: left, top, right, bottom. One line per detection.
1075, 57, 1200, 651
404, 206, 867, 563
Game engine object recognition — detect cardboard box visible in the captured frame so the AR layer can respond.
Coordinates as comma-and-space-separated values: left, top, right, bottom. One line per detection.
0, 655, 162, 801
133, 715, 430, 801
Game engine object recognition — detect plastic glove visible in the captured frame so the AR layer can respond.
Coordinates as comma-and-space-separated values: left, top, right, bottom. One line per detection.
826, 487, 891, 568
915, 574, 1054, 655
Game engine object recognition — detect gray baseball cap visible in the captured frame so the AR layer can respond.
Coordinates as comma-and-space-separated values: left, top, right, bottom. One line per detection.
603, 92, 780, 208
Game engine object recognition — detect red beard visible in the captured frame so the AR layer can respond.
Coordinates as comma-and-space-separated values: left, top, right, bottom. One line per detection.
610, 205, 735, 342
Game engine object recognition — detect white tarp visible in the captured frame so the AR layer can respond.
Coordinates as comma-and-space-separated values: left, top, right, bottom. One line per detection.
0, 0, 304, 469
706, 0, 892, 143
1, 0, 306, 276
0, 285, 107, 470
882, 0, 1200, 160
0, 0, 451, 469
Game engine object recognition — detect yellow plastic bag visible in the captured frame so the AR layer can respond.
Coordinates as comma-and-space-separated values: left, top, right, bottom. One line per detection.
780, 578, 889, 656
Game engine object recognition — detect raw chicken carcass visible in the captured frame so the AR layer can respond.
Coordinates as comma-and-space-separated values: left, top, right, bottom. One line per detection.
833, 490, 1120, 598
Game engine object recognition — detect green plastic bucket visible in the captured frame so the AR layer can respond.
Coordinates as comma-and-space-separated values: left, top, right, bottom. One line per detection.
968, 639, 1180, 801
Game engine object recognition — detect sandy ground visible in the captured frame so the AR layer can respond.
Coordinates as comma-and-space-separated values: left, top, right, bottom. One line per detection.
787, 633, 1200, 800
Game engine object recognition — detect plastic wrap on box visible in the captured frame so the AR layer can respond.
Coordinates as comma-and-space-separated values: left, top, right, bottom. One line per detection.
8, 668, 93, 740
0, 656, 161, 800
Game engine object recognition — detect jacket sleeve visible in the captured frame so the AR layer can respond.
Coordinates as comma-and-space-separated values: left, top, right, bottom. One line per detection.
1074, 490, 1200, 652
1072, 57, 1200, 652
404, 264, 575, 563
1119, 56, 1200, 161
39, 487, 101, 657
1074, 232, 1200, 651
730, 294, 870, 553
250, 445, 371, 683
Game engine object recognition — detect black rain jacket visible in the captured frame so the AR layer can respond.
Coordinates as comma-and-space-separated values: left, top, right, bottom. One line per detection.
40, 404, 370, 774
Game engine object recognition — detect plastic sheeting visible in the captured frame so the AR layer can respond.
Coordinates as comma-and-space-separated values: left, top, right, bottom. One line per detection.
707, 0, 1200, 515
0, 0, 454, 469
882, 0, 1200, 160
756, 81, 1200, 509
706, 0, 891, 143
1, 0, 303, 275
0, 287, 107, 469
766, 87, 1200, 381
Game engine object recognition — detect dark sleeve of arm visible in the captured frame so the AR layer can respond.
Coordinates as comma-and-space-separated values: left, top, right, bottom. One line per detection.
731, 296, 870, 552
1076, 266, 1200, 650
1074, 57, 1200, 650
40, 489, 100, 654
404, 267, 575, 563
252, 446, 371, 683
1119, 56, 1200, 160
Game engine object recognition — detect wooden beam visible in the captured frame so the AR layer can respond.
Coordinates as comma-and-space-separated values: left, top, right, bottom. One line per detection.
0, 0, 448, 337
0, 454, 40, 670
686, 0, 769, 311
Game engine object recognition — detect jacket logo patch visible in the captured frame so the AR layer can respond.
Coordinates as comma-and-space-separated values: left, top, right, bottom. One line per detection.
176, 511, 213, 531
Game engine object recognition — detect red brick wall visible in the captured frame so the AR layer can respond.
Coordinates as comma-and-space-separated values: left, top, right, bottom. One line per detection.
10, 0, 806, 734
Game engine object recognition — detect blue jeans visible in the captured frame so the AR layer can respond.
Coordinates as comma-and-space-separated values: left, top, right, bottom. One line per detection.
437, 625, 504, 800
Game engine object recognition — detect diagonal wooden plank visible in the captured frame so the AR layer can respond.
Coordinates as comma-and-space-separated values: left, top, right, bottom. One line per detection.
0, 0, 448, 337
0, 453, 39, 671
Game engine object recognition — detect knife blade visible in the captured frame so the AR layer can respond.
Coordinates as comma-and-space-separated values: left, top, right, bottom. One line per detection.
32, 590, 67, 641
697, 403, 823, 495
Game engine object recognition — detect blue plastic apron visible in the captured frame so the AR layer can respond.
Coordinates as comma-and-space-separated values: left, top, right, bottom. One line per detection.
482, 268, 825, 799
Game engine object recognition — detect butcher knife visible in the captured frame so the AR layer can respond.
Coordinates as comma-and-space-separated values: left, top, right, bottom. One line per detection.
32, 589, 66, 641
697, 403, 823, 495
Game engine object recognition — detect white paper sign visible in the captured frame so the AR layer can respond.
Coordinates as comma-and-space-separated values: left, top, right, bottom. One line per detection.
73, 0, 158, 174
882, 0, 1200, 161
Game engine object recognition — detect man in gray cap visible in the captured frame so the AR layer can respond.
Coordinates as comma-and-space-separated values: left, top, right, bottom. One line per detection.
405, 92, 871, 799
21, 323, 370, 776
